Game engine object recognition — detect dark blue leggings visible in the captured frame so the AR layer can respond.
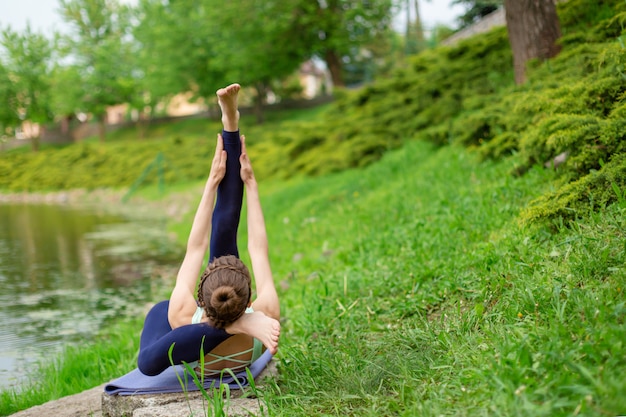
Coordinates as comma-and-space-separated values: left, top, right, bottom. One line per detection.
137, 130, 243, 376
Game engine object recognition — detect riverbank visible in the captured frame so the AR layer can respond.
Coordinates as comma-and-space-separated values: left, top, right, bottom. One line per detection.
0, 186, 193, 221
0, 188, 122, 205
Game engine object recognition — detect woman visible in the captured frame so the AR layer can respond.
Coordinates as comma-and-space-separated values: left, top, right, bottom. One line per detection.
137, 83, 280, 377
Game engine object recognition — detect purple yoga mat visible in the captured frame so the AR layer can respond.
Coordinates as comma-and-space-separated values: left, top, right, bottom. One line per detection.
104, 350, 273, 396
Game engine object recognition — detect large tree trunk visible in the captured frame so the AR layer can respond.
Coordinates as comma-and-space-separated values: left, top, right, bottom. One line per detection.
324, 49, 344, 88
504, 0, 562, 84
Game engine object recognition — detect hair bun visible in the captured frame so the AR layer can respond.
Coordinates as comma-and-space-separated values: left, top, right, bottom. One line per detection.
209, 286, 246, 327
211, 285, 237, 307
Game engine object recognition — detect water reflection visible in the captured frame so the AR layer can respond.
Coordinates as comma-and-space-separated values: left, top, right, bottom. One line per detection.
0, 203, 178, 390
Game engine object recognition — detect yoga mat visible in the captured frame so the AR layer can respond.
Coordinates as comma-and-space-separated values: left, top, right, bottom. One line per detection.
104, 350, 273, 396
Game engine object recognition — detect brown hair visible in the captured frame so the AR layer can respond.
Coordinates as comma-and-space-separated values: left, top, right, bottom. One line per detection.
197, 255, 252, 329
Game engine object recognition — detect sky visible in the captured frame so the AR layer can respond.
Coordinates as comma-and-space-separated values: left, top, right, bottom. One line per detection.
0, 0, 465, 35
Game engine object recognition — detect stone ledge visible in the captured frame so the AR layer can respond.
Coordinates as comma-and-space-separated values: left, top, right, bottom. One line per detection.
132, 398, 263, 417
101, 360, 277, 417
9, 384, 106, 417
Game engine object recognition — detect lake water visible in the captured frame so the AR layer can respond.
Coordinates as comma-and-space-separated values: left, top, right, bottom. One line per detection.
0, 203, 179, 390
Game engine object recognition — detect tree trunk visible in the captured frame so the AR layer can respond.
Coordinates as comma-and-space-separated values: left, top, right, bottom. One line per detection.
61, 115, 70, 134
31, 127, 42, 152
405, 0, 425, 55
98, 116, 107, 143
324, 49, 344, 88
135, 112, 148, 140
504, 0, 562, 84
253, 83, 266, 125
414, 0, 424, 45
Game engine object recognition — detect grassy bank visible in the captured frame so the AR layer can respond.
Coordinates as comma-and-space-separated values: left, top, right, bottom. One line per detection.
1, 139, 624, 416
258, 140, 625, 416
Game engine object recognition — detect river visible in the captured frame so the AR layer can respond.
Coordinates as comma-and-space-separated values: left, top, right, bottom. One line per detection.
0, 203, 179, 390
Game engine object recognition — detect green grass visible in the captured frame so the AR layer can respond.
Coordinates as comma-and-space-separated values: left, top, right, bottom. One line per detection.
251, 141, 625, 416
1, 137, 624, 416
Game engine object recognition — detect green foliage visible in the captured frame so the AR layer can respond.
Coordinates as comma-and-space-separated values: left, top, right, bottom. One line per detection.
0, 25, 54, 139
520, 153, 626, 224
444, 1, 626, 224
58, 0, 137, 121
291, 0, 399, 86
0, 60, 19, 135
211, 1, 309, 87
558, 0, 626, 43
3, 0, 626, 226
133, 0, 231, 105
49, 65, 85, 119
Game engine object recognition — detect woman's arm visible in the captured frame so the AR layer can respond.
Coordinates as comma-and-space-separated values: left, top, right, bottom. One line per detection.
239, 135, 280, 321
168, 134, 227, 329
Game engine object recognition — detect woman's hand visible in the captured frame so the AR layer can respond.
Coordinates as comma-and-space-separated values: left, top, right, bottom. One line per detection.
209, 133, 227, 188
239, 134, 256, 186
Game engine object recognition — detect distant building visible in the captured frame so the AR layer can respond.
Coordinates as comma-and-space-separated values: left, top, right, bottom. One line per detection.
299, 59, 332, 98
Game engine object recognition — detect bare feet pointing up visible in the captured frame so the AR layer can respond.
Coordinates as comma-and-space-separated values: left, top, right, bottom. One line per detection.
217, 83, 240, 132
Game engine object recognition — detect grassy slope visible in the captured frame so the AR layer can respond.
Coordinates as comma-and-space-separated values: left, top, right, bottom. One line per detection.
256, 141, 625, 416
1, 125, 624, 417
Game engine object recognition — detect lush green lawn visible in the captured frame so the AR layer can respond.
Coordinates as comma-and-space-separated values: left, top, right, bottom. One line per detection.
2, 135, 624, 416
255, 140, 625, 416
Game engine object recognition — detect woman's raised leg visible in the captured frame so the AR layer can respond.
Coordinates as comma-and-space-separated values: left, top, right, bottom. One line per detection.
210, 83, 243, 262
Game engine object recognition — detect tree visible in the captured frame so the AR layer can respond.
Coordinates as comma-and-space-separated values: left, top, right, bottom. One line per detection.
504, 0, 561, 84
0, 60, 20, 138
404, 0, 425, 55
134, 0, 313, 124
49, 64, 87, 140
208, 0, 310, 122
293, 0, 399, 88
133, 0, 224, 116
59, 0, 137, 142
0, 25, 55, 151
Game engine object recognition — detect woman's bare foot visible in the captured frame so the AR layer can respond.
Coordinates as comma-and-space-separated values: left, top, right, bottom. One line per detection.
225, 311, 280, 355
217, 83, 240, 132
